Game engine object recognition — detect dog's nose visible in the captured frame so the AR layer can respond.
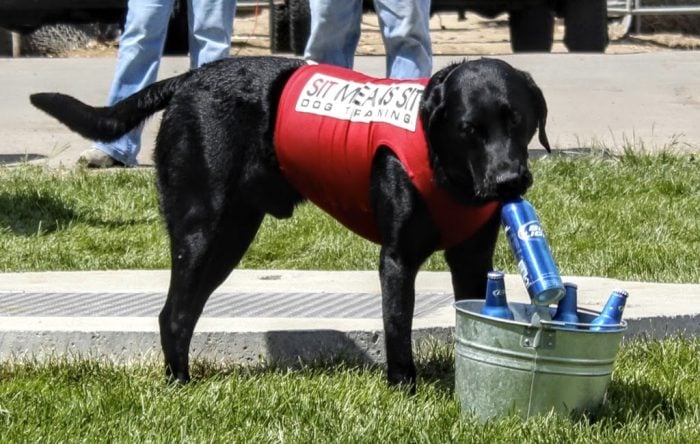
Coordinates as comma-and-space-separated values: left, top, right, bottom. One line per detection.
494, 169, 532, 197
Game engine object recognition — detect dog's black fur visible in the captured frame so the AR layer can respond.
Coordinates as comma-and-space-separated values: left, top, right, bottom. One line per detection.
30, 56, 550, 389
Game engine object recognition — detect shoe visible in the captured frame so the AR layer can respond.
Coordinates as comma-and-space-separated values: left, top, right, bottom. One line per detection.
78, 148, 125, 168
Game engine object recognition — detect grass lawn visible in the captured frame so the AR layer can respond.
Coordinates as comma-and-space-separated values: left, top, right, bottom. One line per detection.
1, 151, 699, 441
1, 151, 699, 282
0, 338, 698, 442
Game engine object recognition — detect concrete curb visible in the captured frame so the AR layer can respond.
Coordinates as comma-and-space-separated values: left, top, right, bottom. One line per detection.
1, 270, 698, 365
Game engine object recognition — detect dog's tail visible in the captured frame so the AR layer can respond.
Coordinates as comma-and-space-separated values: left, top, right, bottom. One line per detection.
30, 72, 192, 142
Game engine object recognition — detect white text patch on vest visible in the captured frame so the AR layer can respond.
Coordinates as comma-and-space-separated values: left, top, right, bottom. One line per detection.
294, 73, 424, 132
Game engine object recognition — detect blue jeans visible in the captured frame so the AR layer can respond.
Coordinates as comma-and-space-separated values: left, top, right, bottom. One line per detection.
94, 0, 236, 166
304, 0, 432, 80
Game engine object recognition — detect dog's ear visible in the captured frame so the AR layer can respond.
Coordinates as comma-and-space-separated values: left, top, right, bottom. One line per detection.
421, 63, 461, 136
520, 71, 551, 153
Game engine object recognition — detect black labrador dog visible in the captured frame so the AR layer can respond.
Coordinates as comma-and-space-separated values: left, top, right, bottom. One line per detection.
30, 56, 550, 389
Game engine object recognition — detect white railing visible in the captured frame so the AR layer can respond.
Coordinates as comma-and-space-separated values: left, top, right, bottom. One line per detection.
607, 1, 700, 35
608, 0, 700, 16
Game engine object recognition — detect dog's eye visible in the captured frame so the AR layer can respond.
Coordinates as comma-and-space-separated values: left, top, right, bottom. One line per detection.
459, 121, 479, 138
504, 109, 522, 128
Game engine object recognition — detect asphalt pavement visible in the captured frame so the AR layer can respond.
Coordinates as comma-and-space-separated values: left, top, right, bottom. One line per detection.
0, 53, 699, 365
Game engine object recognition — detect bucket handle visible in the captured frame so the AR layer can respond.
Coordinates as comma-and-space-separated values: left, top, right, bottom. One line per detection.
520, 327, 556, 349
535, 306, 628, 332
540, 318, 628, 331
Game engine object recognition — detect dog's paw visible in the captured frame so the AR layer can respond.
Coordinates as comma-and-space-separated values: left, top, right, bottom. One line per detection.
164, 364, 191, 385
387, 367, 417, 395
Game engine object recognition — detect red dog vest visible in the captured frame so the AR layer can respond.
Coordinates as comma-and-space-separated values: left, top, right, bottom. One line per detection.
274, 64, 499, 249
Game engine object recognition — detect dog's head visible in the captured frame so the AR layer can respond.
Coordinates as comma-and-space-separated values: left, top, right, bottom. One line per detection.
421, 58, 550, 204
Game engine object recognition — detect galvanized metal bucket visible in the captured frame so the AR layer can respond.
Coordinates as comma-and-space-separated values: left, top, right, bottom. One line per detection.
454, 300, 627, 421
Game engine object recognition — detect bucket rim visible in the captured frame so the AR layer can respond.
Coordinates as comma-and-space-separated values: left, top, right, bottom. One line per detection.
454, 299, 628, 332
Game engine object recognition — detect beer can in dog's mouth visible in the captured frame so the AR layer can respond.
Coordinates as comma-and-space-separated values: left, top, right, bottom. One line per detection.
501, 197, 565, 306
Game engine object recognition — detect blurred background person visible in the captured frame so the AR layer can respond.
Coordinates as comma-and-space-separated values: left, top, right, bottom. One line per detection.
304, 0, 432, 79
82, 0, 237, 168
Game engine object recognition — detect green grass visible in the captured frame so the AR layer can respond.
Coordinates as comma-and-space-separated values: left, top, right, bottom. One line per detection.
1, 151, 699, 282
1, 152, 698, 441
0, 337, 698, 443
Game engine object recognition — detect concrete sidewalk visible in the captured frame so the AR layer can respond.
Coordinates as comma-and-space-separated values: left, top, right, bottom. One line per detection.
1, 270, 698, 365
2, 52, 699, 169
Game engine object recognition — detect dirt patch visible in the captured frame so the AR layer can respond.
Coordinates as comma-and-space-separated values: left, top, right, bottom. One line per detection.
230, 10, 700, 56
55, 9, 700, 58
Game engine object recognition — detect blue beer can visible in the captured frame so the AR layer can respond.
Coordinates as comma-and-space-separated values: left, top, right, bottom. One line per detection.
480, 271, 515, 320
501, 197, 565, 306
590, 289, 628, 331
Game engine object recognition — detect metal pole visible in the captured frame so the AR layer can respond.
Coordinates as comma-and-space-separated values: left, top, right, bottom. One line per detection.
11, 31, 21, 57
608, 3, 700, 15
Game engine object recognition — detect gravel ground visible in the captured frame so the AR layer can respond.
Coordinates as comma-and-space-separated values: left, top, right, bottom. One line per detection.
230, 10, 700, 56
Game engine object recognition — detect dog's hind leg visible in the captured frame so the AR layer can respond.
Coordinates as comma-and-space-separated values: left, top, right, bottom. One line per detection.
158, 200, 264, 383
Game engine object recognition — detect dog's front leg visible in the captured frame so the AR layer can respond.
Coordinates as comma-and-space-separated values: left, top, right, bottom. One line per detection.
371, 149, 440, 390
444, 212, 501, 300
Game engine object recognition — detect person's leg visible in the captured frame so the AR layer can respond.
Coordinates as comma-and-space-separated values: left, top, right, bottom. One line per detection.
89, 0, 175, 167
188, 0, 236, 68
374, 0, 432, 79
304, 0, 362, 69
